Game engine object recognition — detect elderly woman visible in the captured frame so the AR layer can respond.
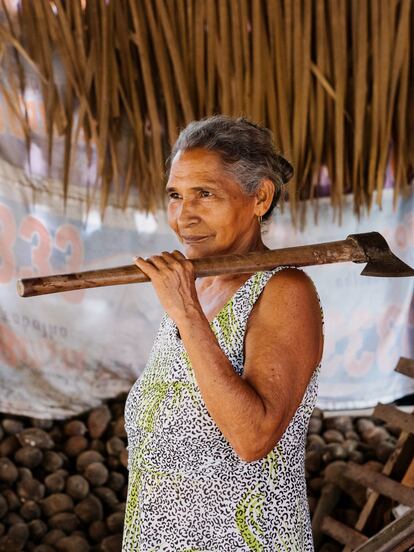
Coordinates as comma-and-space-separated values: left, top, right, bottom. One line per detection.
122, 116, 324, 551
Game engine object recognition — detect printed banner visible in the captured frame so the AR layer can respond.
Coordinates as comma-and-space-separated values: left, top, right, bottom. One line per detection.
0, 159, 413, 417
1, 49, 413, 417
265, 187, 414, 410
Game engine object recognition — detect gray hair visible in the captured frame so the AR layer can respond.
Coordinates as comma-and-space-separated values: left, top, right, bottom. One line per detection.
166, 115, 294, 221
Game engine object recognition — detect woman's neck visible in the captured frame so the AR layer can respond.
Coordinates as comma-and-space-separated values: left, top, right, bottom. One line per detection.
196, 233, 269, 289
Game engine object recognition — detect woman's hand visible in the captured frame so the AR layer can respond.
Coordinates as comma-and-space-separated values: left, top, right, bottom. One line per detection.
132, 250, 203, 325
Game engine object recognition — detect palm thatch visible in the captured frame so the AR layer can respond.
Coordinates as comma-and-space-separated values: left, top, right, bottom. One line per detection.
0, 0, 413, 229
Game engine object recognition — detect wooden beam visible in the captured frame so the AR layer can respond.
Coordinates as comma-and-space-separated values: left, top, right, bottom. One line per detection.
345, 462, 414, 507
373, 403, 414, 434
324, 461, 366, 507
321, 516, 368, 548
395, 357, 414, 379
401, 457, 414, 488
353, 508, 414, 552
311, 482, 342, 548
344, 431, 414, 550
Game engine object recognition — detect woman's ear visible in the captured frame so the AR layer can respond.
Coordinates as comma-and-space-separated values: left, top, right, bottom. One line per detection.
255, 179, 275, 217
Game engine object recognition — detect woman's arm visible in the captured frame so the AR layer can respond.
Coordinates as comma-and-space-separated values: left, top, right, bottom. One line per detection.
133, 252, 323, 462
178, 268, 323, 461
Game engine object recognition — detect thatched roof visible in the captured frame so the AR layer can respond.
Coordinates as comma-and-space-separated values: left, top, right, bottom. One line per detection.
0, 0, 413, 228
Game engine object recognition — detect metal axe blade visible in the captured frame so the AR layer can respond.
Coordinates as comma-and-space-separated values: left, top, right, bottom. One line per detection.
347, 232, 414, 277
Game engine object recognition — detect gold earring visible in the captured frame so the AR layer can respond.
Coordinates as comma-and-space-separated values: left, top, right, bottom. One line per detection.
258, 215, 263, 224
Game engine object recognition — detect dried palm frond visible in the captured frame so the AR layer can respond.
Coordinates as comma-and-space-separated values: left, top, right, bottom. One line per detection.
0, 0, 412, 228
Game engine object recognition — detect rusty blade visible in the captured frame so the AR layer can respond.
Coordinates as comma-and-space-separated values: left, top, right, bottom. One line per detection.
347, 232, 414, 277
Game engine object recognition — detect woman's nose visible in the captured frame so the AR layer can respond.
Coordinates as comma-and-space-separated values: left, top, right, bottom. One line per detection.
177, 199, 200, 225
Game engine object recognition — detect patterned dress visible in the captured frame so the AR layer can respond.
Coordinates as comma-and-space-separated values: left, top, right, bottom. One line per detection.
122, 266, 324, 551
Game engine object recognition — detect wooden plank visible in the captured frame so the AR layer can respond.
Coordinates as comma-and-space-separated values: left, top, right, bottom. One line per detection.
311, 482, 342, 549
345, 430, 414, 549
321, 516, 367, 548
353, 507, 414, 552
373, 403, 414, 434
395, 356, 414, 379
345, 462, 414, 507
324, 461, 366, 507
401, 457, 414, 488
390, 533, 414, 552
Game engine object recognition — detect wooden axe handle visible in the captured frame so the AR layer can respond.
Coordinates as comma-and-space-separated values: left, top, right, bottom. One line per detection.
17, 238, 365, 298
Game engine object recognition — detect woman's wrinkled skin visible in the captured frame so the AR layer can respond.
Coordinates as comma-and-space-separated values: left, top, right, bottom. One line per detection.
133, 148, 324, 462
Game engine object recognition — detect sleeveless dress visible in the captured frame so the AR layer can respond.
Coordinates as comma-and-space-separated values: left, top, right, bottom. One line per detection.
122, 266, 324, 552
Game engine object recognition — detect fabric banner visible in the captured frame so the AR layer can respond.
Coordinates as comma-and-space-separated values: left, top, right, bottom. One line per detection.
0, 159, 413, 418
266, 188, 414, 410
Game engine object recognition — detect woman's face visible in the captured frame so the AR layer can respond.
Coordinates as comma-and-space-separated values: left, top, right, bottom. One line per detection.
166, 148, 263, 258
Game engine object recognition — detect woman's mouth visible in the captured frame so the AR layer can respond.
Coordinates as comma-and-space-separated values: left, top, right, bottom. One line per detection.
181, 235, 210, 243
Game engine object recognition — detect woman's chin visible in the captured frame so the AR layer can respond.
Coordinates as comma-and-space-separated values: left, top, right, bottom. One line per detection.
183, 242, 214, 258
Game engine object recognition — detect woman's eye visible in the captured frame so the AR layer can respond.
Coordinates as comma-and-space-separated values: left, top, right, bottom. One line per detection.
168, 192, 181, 199
200, 190, 212, 197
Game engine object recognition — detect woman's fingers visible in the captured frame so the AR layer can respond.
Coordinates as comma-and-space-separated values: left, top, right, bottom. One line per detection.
132, 251, 200, 323
132, 256, 159, 278
170, 250, 194, 274
146, 254, 171, 270
134, 251, 189, 270
132, 252, 186, 278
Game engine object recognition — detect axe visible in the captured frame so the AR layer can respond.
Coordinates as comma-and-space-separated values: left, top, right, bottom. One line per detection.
16, 232, 414, 298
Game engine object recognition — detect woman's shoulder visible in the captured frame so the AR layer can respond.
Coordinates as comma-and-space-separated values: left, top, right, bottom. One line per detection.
248, 266, 323, 334
245, 265, 324, 378
265, 266, 321, 301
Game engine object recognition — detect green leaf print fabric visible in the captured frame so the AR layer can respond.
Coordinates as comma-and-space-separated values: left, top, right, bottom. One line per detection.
122, 267, 324, 551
